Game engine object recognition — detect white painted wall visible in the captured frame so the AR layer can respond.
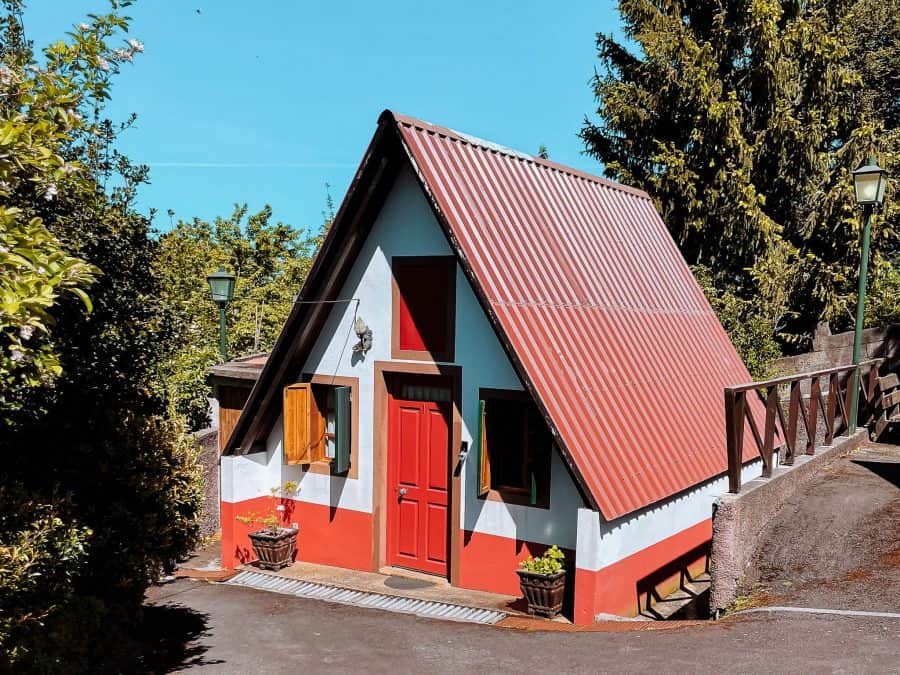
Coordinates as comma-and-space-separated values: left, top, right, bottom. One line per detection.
221, 166, 585, 549
575, 460, 763, 572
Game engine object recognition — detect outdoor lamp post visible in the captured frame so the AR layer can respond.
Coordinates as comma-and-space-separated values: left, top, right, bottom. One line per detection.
849, 157, 888, 433
206, 266, 236, 362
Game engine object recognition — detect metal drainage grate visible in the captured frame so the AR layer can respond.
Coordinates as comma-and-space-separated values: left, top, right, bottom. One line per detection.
225, 571, 507, 625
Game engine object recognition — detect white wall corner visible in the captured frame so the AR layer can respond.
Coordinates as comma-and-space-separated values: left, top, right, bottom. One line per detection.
220, 455, 234, 503
575, 507, 603, 571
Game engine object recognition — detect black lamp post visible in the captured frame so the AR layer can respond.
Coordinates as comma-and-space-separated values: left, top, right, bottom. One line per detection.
206, 266, 236, 362
849, 158, 888, 432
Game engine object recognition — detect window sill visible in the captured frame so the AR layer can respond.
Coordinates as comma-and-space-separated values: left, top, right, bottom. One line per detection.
284, 459, 353, 477
391, 347, 456, 363
480, 487, 550, 510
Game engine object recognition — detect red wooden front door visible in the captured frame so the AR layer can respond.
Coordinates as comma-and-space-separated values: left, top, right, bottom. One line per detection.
387, 377, 451, 577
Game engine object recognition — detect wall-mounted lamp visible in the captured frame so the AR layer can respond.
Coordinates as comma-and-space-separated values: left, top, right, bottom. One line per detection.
352, 316, 373, 355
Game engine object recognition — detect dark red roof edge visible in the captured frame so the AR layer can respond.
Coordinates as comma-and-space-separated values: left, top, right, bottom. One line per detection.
386, 110, 652, 201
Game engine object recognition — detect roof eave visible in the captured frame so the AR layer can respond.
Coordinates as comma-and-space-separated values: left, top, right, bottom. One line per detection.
222, 113, 403, 455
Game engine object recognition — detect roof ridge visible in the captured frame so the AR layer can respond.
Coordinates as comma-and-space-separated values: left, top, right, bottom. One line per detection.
384, 110, 651, 201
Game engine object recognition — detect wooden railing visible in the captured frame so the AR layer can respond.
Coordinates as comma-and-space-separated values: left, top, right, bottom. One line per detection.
724, 359, 884, 493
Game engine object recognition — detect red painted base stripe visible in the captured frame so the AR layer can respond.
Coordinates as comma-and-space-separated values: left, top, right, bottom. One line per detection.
574, 519, 711, 623
458, 530, 573, 596
221, 497, 372, 571
222, 500, 710, 626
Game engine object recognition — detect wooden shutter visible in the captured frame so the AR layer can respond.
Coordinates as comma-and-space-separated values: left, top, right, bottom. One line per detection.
477, 399, 491, 496
333, 386, 352, 474
283, 384, 313, 464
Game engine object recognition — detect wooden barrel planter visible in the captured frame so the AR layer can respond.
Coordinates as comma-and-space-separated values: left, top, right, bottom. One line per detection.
516, 569, 566, 619
248, 527, 298, 570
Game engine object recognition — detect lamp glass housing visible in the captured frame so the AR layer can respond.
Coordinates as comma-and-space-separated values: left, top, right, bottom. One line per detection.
206, 266, 236, 305
853, 159, 887, 207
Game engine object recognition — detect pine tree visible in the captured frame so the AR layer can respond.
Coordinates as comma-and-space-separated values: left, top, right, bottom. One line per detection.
582, 0, 897, 345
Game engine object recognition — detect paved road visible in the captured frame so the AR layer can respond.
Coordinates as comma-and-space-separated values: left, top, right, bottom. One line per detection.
135, 444, 900, 674
139, 579, 899, 674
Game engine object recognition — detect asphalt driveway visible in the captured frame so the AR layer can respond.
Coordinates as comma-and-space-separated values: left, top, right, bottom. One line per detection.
132, 443, 900, 674
135, 579, 898, 674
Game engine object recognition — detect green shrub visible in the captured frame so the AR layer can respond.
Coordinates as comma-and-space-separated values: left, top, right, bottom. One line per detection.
0, 4, 204, 671
0, 486, 89, 670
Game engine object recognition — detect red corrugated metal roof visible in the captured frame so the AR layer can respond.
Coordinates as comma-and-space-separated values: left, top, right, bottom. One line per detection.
391, 112, 758, 520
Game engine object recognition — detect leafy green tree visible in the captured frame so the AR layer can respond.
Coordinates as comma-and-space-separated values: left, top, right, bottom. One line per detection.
0, 2, 98, 412
582, 0, 897, 349
845, 0, 900, 327
156, 206, 318, 429
693, 265, 782, 377
0, 3, 202, 671
845, 0, 900, 134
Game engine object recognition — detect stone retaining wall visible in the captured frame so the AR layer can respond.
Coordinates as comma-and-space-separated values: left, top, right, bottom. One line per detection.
775, 325, 900, 377
194, 427, 220, 539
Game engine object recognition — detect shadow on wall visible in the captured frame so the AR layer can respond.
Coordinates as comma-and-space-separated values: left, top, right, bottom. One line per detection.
636, 541, 711, 620
852, 458, 900, 488
871, 324, 900, 370
288, 465, 350, 522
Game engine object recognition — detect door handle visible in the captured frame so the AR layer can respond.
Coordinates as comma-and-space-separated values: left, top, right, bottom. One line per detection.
398, 488, 408, 496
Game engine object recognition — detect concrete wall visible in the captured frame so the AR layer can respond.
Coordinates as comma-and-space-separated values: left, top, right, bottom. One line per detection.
709, 430, 866, 615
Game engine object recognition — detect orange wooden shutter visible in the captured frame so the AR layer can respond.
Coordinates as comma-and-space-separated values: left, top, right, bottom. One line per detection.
283, 384, 313, 464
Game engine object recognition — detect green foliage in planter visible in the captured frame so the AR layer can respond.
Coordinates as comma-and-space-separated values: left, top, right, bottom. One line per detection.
519, 545, 566, 576
235, 482, 300, 534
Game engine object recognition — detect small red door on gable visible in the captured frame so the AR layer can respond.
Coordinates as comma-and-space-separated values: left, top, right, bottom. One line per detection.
387, 377, 451, 577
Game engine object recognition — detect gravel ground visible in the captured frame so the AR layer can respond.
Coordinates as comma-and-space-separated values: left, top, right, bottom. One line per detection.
743, 443, 900, 612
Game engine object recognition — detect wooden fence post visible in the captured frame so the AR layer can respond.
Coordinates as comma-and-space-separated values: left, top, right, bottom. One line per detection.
725, 389, 744, 493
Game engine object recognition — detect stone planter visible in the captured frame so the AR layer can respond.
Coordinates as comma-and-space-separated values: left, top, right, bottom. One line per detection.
517, 569, 566, 619
248, 527, 298, 570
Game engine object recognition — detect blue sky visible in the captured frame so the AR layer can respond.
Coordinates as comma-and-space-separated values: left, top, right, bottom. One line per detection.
24, 1, 623, 235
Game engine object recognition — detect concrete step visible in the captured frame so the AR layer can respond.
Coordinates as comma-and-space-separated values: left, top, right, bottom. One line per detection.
640, 573, 711, 620
224, 569, 508, 625
874, 411, 900, 439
